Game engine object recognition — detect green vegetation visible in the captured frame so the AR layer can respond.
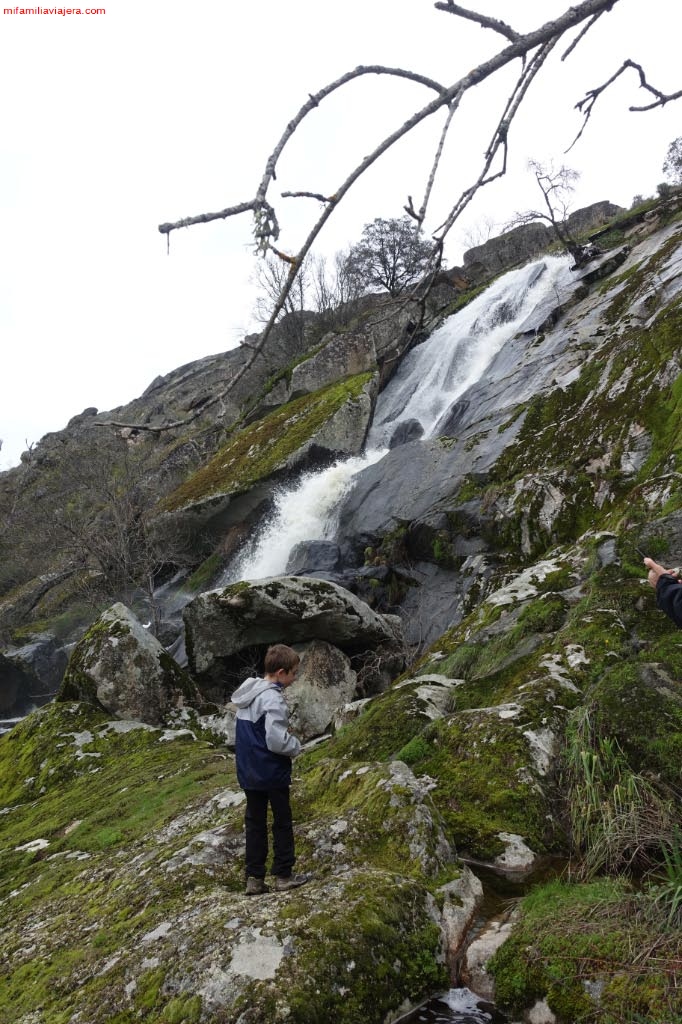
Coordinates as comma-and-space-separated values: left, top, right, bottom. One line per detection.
161, 372, 373, 511
490, 878, 682, 1023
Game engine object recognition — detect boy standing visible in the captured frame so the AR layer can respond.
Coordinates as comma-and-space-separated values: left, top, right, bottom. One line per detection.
232, 644, 310, 895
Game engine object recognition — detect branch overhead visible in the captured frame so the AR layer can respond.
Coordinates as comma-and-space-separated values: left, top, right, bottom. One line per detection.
568, 59, 682, 151
433, 2, 520, 42
145, 0, 680, 435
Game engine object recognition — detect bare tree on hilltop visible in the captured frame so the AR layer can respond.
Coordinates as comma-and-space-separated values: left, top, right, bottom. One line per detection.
104, 1, 680, 434
507, 160, 595, 266
663, 136, 682, 186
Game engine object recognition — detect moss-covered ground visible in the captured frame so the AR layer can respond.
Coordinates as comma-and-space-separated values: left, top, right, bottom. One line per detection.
489, 877, 682, 1023
0, 700, 455, 1024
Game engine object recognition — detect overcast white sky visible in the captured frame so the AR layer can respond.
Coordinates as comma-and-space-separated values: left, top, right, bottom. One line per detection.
1, 0, 680, 469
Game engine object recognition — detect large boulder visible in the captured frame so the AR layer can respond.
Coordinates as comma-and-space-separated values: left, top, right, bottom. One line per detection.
287, 639, 358, 741
288, 329, 377, 398
58, 603, 201, 725
3, 632, 68, 696
285, 539, 342, 577
0, 651, 43, 716
183, 576, 404, 697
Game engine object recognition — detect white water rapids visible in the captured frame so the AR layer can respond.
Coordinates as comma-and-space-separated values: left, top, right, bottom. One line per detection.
224, 255, 574, 582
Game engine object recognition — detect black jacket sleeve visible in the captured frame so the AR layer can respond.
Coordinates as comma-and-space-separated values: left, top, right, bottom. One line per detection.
656, 574, 682, 628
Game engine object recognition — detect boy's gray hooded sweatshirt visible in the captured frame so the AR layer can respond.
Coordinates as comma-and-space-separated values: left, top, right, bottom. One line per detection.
232, 676, 301, 790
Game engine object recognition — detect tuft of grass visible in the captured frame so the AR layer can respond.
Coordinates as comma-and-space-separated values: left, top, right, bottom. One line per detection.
563, 708, 676, 876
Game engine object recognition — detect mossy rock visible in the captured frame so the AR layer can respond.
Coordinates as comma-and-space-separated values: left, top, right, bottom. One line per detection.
303, 675, 460, 764
296, 758, 455, 879
583, 661, 682, 788
161, 372, 374, 513
58, 603, 201, 726
394, 708, 562, 861
489, 877, 682, 1023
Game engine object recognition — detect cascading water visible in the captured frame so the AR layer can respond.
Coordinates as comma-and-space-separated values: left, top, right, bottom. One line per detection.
227, 450, 386, 580
226, 255, 574, 583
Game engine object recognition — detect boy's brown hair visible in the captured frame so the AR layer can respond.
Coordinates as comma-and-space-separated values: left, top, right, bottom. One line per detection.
264, 644, 300, 675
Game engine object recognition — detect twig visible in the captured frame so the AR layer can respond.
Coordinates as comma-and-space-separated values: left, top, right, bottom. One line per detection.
433, 2, 520, 42
568, 59, 682, 151
561, 9, 610, 61
281, 191, 336, 204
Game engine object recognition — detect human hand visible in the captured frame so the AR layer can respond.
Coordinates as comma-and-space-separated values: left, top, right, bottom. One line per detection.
643, 557, 678, 589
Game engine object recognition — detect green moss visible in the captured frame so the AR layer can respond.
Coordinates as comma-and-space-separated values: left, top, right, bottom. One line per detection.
397, 714, 555, 859
268, 871, 448, 1024
302, 682, 434, 765
395, 734, 433, 765
582, 662, 682, 788
490, 878, 682, 1023
0, 700, 247, 1023
185, 553, 224, 593
161, 372, 373, 512
296, 759, 452, 877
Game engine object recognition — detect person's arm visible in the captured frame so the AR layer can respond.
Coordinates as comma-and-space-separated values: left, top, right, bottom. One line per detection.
644, 557, 682, 628
264, 693, 301, 758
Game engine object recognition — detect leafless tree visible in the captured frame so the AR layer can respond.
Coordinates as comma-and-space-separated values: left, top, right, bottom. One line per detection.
47, 435, 177, 635
460, 214, 499, 253
149, 0, 680, 435
663, 136, 682, 185
252, 252, 311, 346
507, 160, 586, 263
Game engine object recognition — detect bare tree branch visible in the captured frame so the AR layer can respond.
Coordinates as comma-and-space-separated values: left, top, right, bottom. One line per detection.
158, 199, 258, 238
561, 9, 609, 61
434, 37, 557, 240
158, 66, 447, 243
433, 2, 520, 42
281, 191, 336, 203
569, 59, 682, 150
416, 91, 463, 228
147, 0, 669, 436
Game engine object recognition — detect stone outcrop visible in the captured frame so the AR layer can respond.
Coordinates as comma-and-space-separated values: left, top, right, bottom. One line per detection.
59, 603, 201, 725
3, 633, 68, 696
455, 201, 625, 286
286, 639, 358, 741
0, 651, 43, 715
463, 221, 553, 282
288, 329, 378, 398
183, 575, 404, 698
154, 372, 378, 550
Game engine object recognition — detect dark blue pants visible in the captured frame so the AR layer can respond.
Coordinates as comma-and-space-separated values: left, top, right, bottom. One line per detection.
244, 787, 295, 879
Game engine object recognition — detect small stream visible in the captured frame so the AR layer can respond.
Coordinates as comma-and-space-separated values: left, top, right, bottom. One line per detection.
394, 987, 508, 1024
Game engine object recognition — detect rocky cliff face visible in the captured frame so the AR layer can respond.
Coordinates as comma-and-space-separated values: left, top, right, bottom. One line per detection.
1, 197, 682, 1024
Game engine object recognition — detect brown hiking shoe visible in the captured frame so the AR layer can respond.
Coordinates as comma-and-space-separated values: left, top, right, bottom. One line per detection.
245, 876, 269, 895
273, 873, 312, 892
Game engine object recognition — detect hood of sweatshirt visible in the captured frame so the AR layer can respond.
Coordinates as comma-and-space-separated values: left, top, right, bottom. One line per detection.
231, 676, 280, 708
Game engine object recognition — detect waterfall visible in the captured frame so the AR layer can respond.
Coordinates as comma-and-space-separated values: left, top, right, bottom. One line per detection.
226, 255, 573, 582
226, 450, 386, 581
367, 255, 572, 446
